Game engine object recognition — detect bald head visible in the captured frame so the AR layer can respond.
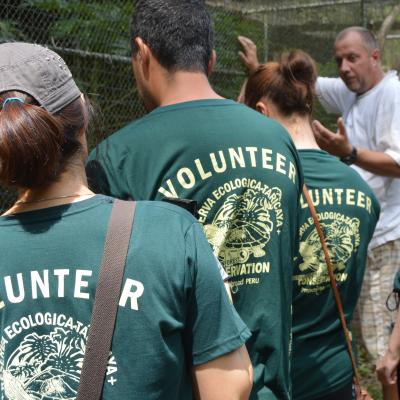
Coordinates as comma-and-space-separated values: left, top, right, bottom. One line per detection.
335, 27, 379, 53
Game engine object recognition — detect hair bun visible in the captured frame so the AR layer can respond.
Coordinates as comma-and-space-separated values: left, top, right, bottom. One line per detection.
279, 50, 317, 87
244, 49, 317, 117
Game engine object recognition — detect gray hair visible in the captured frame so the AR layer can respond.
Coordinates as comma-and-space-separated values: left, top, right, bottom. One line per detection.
335, 26, 379, 52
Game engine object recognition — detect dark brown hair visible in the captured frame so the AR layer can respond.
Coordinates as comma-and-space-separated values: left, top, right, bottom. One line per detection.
0, 92, 92, 188
244, 50, 317, 117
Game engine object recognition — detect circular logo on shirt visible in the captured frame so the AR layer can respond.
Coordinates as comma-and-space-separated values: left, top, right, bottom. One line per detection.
294, 215, 361, 294
0, 313, 118, 400
299, 218, 360, 273
204, 187, 282, 266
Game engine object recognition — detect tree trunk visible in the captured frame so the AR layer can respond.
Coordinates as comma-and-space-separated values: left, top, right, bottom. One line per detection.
378, 3, 400, 52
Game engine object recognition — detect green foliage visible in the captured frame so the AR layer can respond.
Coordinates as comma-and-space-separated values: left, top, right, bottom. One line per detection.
317, 61, 338, 77
23, 0, 66, 12
313, 60, 341, 130
0, 20, 26, 42
208, 7, 266, 100
210, 7, 265, 71
22, 0, 133, 54
358, 345, 383, 400
366, 384, 383, 400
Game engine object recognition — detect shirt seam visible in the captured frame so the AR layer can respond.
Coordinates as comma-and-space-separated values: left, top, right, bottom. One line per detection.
147, 100, 237, 118
0, 195, 111, 226
191, 325, 250, 363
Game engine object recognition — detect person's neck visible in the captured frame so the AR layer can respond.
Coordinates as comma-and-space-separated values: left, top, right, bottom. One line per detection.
158, 71, 223, 107
372, 68, 385, 87
3, 162, 94, 216
358, 68, 385, 95
278, 115, 320, 150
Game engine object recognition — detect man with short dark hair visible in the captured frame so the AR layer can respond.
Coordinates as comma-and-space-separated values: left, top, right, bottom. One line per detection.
87, 1, 303, 399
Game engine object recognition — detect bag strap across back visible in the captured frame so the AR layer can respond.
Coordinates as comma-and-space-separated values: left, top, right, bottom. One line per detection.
76, 199, 136, 400
302, 185, 361, 388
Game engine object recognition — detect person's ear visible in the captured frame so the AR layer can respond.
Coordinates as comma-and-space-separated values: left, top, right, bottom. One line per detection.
76, 96, 89, 157
371, 49, 380, 65
256, 100, 269, 116
207, 50, 217, 76
133, 37, 151, 75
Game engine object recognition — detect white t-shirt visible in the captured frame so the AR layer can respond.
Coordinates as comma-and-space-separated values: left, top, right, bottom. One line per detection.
316, 71, 400, 249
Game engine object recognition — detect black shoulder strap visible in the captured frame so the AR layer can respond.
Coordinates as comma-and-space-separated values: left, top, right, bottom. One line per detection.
77, 199, 136, 400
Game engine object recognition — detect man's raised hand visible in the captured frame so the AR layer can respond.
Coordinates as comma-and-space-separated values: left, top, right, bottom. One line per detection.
312, 117, 353, 158
238, 36, 260, 74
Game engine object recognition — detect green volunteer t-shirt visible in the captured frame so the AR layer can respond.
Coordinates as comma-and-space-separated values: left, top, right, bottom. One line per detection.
292, 150, 380, 400
0, 195, 250, 400
87, 99, 304, 400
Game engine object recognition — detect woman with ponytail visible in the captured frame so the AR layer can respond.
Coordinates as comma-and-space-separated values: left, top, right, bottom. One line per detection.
0, 43, 252, 400
244, 51, 380, 400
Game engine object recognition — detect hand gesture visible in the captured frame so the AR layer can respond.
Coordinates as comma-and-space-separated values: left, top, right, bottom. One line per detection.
238, 36, 260, 74
312, 117, 353, 158
376, 350, 400, 386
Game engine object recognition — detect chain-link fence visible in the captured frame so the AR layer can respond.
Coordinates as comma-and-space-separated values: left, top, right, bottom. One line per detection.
0, 0, 399, 211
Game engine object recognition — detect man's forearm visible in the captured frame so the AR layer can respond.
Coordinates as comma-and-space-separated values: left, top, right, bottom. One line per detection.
355, 148, 400, 177
388, 308, 400, 358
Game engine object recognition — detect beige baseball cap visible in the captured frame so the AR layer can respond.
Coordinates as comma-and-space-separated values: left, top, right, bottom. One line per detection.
0, 42, 81, 113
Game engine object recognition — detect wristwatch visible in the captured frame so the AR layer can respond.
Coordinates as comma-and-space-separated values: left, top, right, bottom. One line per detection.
340, 146, 358, 165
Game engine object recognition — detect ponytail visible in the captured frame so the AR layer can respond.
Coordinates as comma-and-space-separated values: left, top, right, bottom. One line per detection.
0, 93, 88, 188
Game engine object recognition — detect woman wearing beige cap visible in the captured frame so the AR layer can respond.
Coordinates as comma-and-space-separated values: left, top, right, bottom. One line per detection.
0, 43, 252, 400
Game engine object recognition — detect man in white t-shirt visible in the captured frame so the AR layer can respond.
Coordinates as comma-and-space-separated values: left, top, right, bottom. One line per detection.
238, 28, 400, 366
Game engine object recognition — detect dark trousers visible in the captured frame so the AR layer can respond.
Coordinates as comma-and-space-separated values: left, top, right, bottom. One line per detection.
312, 382, 353, 400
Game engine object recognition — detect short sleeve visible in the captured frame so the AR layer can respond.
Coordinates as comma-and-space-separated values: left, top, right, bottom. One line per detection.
86, 143, 132, 199
183, 222, 251, 366
375, 84, 400, 165
316, 77, 354, 115
86, 155, 112, 196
